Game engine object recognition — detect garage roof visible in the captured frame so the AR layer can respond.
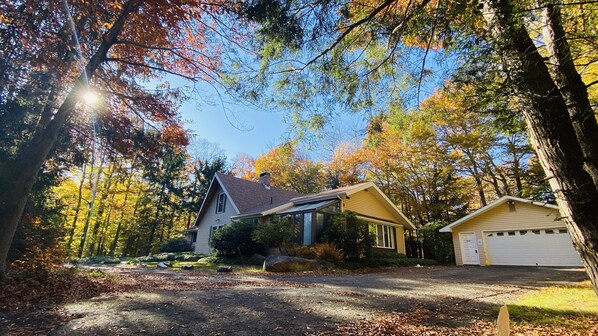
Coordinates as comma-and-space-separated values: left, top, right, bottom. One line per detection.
439, 196, 559, 233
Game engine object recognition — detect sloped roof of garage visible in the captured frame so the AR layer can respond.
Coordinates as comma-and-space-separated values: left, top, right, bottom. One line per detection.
439, 196, 559, 233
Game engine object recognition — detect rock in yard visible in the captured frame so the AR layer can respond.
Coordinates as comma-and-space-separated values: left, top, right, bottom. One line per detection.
180, 264, 194, 270
217, 266, 233, 273
263, 255, 320, 272
157, 261, 171, 268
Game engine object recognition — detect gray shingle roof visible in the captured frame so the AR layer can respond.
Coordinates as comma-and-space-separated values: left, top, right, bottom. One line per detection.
216, 173, 304, 215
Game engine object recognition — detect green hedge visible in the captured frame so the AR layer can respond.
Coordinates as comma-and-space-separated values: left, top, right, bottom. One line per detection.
209, 220, 263, 259
157, 237, 193, 253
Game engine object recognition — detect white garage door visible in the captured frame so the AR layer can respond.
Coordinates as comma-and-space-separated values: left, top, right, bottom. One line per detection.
485, 228, 583, 266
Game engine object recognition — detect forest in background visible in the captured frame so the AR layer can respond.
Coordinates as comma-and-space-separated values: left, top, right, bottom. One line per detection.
15, 81, 552, 263
1, 0, 597, 292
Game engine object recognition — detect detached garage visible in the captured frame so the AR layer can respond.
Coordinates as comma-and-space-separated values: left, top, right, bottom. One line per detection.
440, 196, 583, 267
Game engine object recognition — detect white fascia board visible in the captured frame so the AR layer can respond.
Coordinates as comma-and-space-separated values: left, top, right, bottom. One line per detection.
214, 173, 240, 214
439, 196, 559, 233
357, 215, 404, 228
368, 184, 416, 230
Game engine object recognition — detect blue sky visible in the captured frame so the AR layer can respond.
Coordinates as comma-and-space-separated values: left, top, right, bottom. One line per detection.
179, 81, 369, 161
181, 96, 287, 159
175, 47, 450, 162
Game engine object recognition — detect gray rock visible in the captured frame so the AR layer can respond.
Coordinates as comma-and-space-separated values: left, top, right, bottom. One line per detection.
263, 255, 320, 272
157, 261, 171, 268
180, 264, 194, 270
217, 265, 233, 273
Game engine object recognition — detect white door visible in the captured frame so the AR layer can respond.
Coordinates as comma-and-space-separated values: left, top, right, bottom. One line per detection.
460, 232, 479, 265
485, 228, 583, 266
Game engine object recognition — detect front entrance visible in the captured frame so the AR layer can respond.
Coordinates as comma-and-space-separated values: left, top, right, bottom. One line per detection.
460, 232, 479, 265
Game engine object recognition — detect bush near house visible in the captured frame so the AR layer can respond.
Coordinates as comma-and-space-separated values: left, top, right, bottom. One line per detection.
252, 217, 294, 248
157, 237, 193, 253
320, 212, 375, 261
209, 220, 263, 259
418, 221, 455, 264
283, 244, 316, 259
311, 243, 344, 262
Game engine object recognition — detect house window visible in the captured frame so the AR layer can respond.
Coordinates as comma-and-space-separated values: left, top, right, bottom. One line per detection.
216, 193, 227, 213
374, 224, 395, 249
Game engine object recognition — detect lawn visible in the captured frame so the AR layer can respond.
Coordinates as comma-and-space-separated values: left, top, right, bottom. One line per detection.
143, 260, 264, 273
507, 281, 598, 330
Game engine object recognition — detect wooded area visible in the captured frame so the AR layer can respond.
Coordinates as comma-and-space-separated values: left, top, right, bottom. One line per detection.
1, 0, 597, 295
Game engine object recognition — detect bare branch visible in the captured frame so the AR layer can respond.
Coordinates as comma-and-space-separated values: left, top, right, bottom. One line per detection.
105, 58, 197, 81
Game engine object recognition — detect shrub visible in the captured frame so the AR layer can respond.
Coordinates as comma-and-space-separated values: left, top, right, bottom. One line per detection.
364, 256, 437, 268
157, 237, 192, 253
247, 253, 266, 266
284, 244, 316, 259
252, 217, 294, 248
311, 243, 344, 262
198, 255, 223, 264
209, 220, 262, 259
418, 221, 455, 264
74, 255, 121, 265
320, 212, 375, 261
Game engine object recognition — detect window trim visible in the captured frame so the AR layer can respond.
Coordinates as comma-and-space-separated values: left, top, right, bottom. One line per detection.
216, 193, 227, 213
374, 223, 395, 249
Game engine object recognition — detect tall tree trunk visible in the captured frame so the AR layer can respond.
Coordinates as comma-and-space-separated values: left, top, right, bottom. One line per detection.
88, 163, 116, 256
66, 160, 88, 254
109, 167, 135, 257
464, 152, 487, 206
483, 0, 598, 295
145, 183, 167, 255
508, 139, 524, 196
0, 0, 142, 279
78, 153, 105, 258
97, 208, 112, 256
541, 0, 598, 188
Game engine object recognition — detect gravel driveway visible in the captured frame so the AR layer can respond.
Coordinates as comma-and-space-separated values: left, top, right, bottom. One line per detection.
37, 266, 588, 335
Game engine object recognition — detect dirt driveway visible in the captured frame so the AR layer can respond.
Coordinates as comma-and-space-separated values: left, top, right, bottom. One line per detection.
12, 266, 591, 336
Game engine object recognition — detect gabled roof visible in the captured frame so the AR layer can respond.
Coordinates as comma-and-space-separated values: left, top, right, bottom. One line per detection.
291, 182, 416, 230
439, 196, 559, 233
195, 174, 415, 230
216, 173, 303, 213
291, 182, 373, 204
194, 173, 303, 225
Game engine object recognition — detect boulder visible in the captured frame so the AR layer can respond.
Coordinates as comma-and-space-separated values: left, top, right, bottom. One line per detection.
180, 264, 194, 270
217, 265, 233, 273
157, 261, 171, 268
263, 255, 320, 272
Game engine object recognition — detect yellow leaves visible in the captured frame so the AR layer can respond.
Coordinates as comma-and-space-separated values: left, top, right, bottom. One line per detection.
0, 13, 12, 24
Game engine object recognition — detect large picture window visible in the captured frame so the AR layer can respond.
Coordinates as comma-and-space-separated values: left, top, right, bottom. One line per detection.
375, 224, 395, 249
216, 193, 227, 213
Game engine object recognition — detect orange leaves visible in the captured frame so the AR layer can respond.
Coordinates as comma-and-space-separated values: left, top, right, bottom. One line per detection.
162, 122, 190, 148
250, 143, 326, 193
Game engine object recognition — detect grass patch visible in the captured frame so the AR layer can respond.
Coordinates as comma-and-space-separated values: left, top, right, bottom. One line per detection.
506, 281, 598, 330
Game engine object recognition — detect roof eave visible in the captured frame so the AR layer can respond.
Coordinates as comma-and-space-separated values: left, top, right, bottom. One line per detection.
439, 196, 559, 233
